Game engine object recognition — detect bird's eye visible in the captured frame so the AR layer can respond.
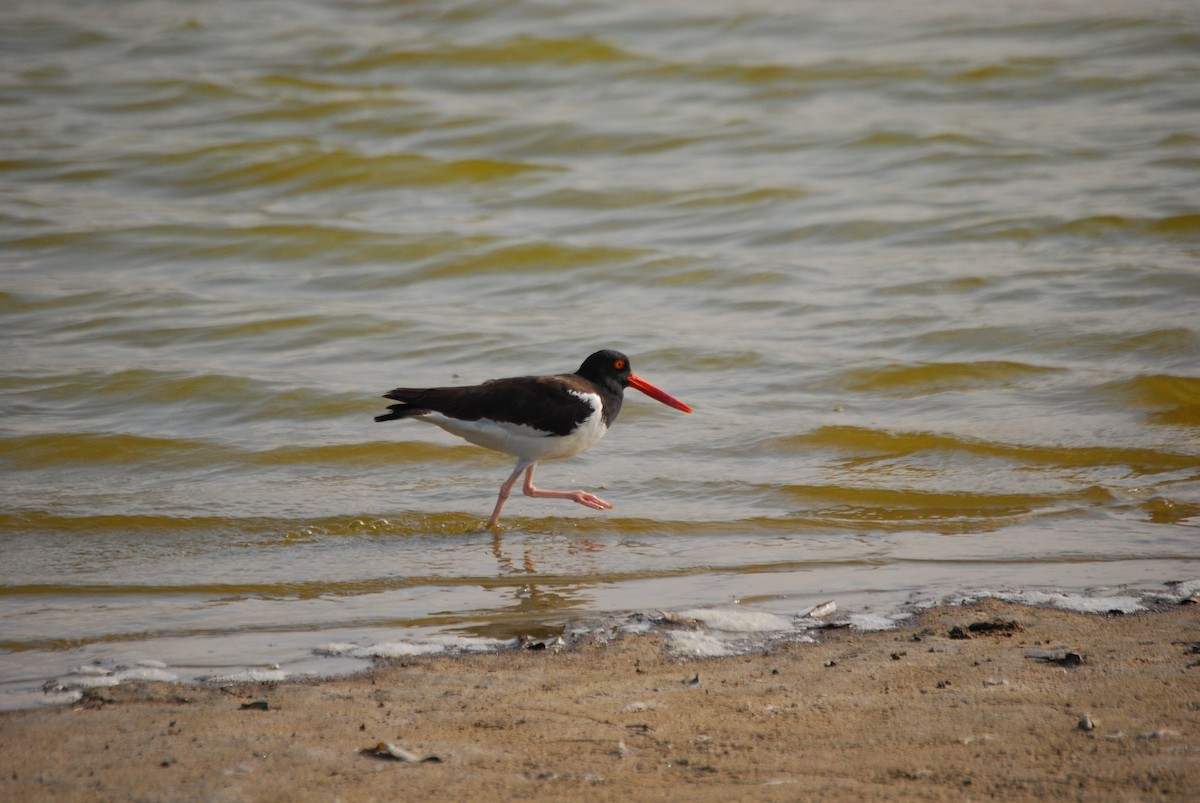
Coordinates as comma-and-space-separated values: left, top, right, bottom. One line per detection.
613, 359, 626, 370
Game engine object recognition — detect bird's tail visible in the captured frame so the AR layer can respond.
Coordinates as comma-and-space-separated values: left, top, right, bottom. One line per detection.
374, 405, 427, 423
374, 389, 431, 423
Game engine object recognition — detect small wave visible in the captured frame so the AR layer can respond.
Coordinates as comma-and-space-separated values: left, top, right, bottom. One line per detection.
11, 368, 366, 424
907, 325, 1198, 361
107, 77, 249, 113
1148, 213, 1200, 237
947, 58, 1058, 83
410, 240, 649, 280
511, 184, 805, 212
336, 35, 636, 72
638, 58, 927, 89
1100, 374, 1200, 428
777, 482, 1111, 530
252, 441, 481, 467
845, 131, 993, 150
748, 218, 915, 246
0, 431, 484, 471
770, 425, 1198, 475
159, 144, 557, 193
944, 214, 1200, 243
1, 432, 221, 469
0, 509, 483, 545
673, 186, 809, 208
822, 360, 1061, 397
6, 221, 447, 270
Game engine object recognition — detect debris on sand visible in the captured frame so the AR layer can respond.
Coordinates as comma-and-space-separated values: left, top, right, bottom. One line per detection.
360, 742, 442, 763
949, 620, 1024, 639
1026, 648, 1084, 667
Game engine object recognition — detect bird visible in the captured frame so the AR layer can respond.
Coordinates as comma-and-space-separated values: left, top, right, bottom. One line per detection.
374, 349, 692, 527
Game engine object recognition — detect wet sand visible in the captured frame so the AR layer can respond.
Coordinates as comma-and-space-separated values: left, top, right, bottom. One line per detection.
1, 600, 1195, 801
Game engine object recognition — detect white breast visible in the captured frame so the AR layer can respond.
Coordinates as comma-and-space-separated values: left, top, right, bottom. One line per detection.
421, 391, 609, 462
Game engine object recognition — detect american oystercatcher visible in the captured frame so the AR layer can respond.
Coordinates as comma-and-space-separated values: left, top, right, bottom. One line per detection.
375, 350, 692, 527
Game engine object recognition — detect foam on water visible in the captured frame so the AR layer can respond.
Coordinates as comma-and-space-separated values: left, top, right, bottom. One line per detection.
981, 590, 1147, 614
19, 578, 1195, 706
663, 606, 820, 657
46, 662, 181, 697
204, 669, 290, 684
844, 612, 905, 632
668, 630, 742, 659
673, 608, 796, 633
316, 635, 505, 659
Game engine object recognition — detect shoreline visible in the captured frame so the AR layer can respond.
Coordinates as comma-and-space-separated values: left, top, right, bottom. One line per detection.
1, 599, 1196, 801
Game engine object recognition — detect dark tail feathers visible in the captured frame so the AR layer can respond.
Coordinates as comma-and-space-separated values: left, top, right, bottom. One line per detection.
374, 391, 431, 423
375, 406, 424, 423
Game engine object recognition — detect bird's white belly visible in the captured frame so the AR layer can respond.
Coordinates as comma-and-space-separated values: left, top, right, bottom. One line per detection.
422, 391, 608, 462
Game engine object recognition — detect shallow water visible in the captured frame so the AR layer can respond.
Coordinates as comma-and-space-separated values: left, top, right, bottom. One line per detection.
2, 0, 1199, 708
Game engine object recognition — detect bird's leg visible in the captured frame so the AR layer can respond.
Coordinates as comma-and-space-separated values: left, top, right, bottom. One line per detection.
488, 460, 530, 528
522, 464, 613, 511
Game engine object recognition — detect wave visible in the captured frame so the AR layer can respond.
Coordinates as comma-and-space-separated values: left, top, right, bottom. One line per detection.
335, 35, 636, 72
768, 425, 1198, 475
407, 240, 649, 281
3, 368, 365, 419
151, 142, 557, 193
774, 482, 1112, 533
820, 360, 1062, 397
1100, 374, 1200, 428
0, 509, 485, 545
944, 214, 1200, 242
0, 432, 477, 470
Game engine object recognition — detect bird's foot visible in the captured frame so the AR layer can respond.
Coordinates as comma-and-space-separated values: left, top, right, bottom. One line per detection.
569, 491, 612, 511
523, 486, 613, 511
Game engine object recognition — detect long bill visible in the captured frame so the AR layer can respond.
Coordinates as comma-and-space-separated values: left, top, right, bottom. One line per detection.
627, 373, 693, 414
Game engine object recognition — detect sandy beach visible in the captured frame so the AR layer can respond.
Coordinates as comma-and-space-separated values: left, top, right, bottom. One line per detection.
1, 599, 1195, 801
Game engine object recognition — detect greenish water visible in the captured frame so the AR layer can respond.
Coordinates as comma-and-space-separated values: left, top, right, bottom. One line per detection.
2, 0, 1198, 708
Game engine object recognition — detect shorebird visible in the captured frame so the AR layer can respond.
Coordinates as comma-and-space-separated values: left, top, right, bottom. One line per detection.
375, 349, 692, 527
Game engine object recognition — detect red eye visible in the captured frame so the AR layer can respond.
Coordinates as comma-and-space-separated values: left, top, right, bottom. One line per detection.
614, 359, 626, 370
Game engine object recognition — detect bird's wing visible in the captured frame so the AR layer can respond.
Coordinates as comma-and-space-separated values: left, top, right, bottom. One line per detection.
382, 375, 596, 437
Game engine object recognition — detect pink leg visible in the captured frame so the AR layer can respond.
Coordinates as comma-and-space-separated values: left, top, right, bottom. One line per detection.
522, 464, 612, 511
487, 461, 529, 528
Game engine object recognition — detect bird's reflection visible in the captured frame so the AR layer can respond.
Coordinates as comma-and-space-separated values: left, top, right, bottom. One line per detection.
440, 525, 609, 642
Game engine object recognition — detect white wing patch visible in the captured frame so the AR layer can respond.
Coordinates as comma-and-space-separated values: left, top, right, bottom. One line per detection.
419, 390, 609, 462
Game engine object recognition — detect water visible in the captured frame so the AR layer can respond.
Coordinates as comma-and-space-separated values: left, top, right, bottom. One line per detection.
2, 0, 1198, 709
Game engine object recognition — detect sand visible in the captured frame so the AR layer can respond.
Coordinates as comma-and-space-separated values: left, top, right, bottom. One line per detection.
1, 599, 1196, 801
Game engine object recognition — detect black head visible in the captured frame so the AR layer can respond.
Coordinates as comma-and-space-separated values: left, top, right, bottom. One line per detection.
575, 350, 693, 414
575, 349, 632, 394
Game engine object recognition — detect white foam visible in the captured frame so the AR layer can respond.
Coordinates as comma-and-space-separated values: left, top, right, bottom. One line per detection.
69, 664, 113, 677
206, 668, 289, 683
1, 688, 83, 710
668, 630, 737, 658
847, 612, 902, 631
619, 619, 654, 635
116, 667, 177, 683
674, 608, 794, 633
315, 635, 505, 660
50, 661, 178, 694
335, 642, 444, 658
986, 589, 1145, 614
1174, 579, 1200, 598
61, 673, 121, 689
45, 689, 84, 706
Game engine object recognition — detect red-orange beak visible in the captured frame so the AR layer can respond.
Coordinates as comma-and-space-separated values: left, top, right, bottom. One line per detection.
627, 373, 693, 414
